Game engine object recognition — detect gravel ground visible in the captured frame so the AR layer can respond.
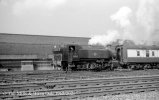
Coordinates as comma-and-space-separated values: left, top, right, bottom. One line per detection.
79, 91, 159, 100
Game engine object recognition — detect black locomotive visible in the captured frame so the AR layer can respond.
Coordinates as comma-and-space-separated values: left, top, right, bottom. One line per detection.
53, 42, 159, 71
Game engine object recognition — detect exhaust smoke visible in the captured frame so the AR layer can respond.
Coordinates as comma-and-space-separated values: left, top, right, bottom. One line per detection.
88, 0, 159, 46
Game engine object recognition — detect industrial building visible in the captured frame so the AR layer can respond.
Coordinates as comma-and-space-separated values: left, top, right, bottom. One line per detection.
0, 33, 90, 71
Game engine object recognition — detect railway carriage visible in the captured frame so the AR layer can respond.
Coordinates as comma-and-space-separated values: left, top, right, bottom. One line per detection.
116, 44, 159, 69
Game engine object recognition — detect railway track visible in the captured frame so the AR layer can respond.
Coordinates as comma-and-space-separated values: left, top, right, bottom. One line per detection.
0, 75, 159, 100
1, 70, 159, 84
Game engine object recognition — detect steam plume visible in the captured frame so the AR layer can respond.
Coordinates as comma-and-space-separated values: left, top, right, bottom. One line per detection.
110, 7, 132, 28
89, 0, 159, 46
88, 30, 119, 45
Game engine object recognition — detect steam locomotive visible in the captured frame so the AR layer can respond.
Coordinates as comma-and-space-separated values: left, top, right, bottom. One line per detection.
53, 42, 159, 71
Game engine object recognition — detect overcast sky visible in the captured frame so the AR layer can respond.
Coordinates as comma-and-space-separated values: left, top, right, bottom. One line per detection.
0, 0, 140, 37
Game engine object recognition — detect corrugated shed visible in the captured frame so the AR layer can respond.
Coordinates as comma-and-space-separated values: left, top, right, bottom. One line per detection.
0, 43, 53, 58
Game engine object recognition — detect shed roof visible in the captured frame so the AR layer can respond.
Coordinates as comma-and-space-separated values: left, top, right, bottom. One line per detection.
0, 33, 90, 45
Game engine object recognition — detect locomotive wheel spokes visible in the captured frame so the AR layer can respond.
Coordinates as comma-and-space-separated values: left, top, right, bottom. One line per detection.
89, 63, 96, 70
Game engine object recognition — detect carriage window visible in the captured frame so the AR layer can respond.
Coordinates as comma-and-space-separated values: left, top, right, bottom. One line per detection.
137, 51, 140, 56
146, 50, 149, 57
152, 51, 155, 56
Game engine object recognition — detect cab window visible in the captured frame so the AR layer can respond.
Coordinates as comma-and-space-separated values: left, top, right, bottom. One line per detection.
69, 46, 75, 52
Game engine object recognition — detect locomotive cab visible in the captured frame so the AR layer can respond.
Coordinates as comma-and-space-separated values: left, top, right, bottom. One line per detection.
68, 45, 75, 63
68, 45, 79, 60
